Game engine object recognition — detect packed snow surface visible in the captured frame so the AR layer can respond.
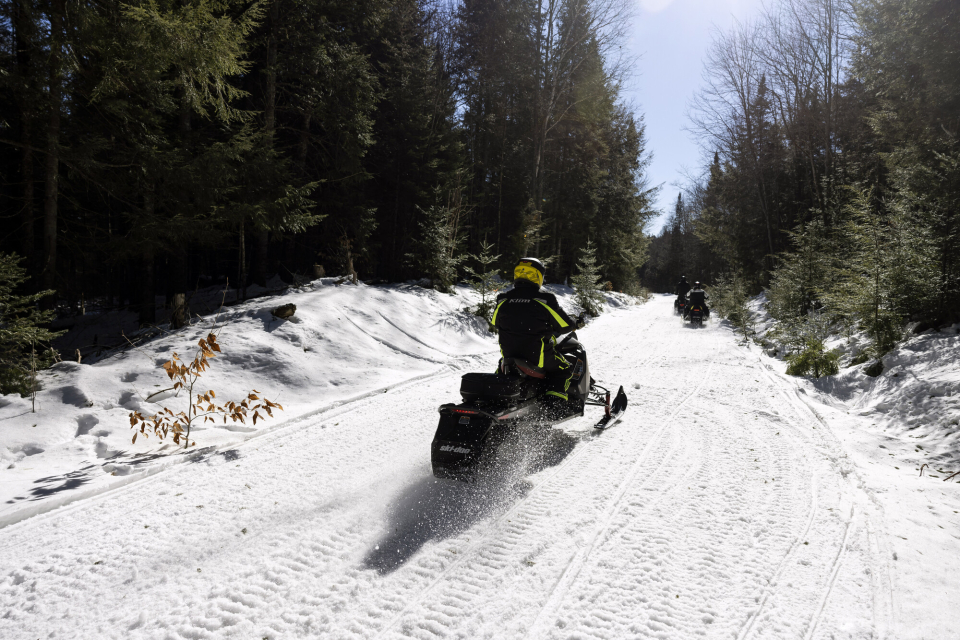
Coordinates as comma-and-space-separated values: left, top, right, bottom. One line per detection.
0, 289, 957, 639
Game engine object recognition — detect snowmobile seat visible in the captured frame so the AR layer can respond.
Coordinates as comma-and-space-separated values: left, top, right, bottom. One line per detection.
502, 357, 546, 379
460, 373, 524, 402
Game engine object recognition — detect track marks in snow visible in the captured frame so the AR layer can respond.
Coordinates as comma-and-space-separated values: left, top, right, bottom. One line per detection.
535, 358, 814, 639
0, 298, 885, 640
736, 473, 820, 640
524, 336, 723, 639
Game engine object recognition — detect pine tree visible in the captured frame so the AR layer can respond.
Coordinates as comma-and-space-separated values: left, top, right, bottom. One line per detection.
406, 183, 466, 293
364, 0, 463, 281
822, 190, 935, 356
0, 253, 62, 396
765, 219, 834, 352
572, 240, 604, 317
464, 240, 501, 322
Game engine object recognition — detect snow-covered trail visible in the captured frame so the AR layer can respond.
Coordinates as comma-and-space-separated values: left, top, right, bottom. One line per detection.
0, 296, 890, 639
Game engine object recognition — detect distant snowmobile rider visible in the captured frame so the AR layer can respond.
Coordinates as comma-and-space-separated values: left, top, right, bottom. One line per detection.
492, 258, 579, 405
675, 275, 691, 312
686, 281, 709, 317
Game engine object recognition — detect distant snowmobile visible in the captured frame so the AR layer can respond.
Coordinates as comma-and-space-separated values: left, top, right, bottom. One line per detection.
674, 296, 686, 315
431, 332, 628, 481
687, 303, 706, 327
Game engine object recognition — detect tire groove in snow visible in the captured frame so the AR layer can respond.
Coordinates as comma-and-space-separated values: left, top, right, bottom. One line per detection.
523, 334, 725, 639
519, 343, 788, 638
736, 473, 819, 640
803, 506, 856, 640
371, 312, 705, 639
367, 316, 679, 639
0, 298, 885, 640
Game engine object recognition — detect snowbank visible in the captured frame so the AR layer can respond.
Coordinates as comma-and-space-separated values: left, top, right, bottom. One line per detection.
0, 281, 495, 528
754, 298, 960, 636
809, 324, 960, 474
0, 280, 638, 529
753, 293, 960, 476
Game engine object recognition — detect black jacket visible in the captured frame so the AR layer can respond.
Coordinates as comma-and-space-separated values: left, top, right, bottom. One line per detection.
687, 288, 707, 307
492, 279, 576, 370
676, 279, 691, 297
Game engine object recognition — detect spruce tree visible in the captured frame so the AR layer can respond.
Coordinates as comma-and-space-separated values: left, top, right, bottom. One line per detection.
0, 253, 62, 396
406, 184, 466, 293
464, 240, 501, 322
822, 190, 928, 356
572, 240, 604, 317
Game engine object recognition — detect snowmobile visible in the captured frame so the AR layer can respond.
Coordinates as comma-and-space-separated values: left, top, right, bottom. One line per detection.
686, 304, 706, 327
431, 332, 627, 482
674, 296, 686, 315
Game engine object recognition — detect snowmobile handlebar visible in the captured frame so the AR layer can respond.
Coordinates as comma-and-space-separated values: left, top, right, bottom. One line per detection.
558, 331, 579, 348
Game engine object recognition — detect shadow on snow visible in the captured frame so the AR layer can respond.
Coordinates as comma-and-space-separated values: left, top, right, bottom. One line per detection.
363, 426, 580, 574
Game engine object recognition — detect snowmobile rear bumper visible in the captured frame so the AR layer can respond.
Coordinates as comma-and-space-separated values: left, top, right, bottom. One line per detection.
431, 409, 501, 481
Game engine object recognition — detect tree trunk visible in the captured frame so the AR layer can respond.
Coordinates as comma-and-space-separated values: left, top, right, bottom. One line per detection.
168, 245, 189, 328
140, 246, 156, 325
264, 1, 278, 138
171, 293, 187, 329
139, 185, 156, 325
14, 0, 35, 272
238, 219, 247, 301
21, 120, 35, 270
253, 1, 279, 289
253, 231, 269, 288
298, 111, 311, 167
42, 0, 64, 295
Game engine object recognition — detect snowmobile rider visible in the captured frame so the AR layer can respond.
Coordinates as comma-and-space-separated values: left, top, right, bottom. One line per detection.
685, 281, 709, 318
675, 275, 691, 304
492, 258, 582, 409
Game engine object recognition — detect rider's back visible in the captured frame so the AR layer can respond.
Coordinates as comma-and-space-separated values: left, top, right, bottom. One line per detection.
493, 280, 572, 360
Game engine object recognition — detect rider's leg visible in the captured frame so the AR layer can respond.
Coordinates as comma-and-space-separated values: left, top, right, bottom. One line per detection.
544, 353, 574, 401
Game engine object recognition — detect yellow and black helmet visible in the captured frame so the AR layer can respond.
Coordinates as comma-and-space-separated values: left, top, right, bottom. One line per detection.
514, 257, 545, 287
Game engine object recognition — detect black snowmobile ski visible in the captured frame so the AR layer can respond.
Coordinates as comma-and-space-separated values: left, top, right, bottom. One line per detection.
591, 384, 629, 430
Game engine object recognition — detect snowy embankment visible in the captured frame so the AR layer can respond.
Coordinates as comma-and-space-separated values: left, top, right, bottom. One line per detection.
0, 281, 634, 530
2, 290, 957, 640
0, 281, 499, 528
752, 297, 960, 634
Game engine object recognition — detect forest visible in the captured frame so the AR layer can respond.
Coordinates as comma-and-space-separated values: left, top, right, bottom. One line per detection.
0, 0, 653, 323
2, 0, 959, 390
643, 0, 960, 369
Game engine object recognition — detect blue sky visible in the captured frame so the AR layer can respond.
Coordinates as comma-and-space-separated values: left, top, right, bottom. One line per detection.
621, 0, 766, 233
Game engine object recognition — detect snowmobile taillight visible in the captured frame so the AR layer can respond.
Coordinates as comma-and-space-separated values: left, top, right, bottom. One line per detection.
453, 408, 479, 415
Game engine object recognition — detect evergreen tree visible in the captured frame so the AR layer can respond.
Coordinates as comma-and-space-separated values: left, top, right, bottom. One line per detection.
406, 183, 466, 293
765, 219, 833, 352
464, 240, 502, 321
826, 192, 904, 357
0, 253, 62, 396
572, 240, 604, 316
364, 0, 462, 281
0, 0, 653, 362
